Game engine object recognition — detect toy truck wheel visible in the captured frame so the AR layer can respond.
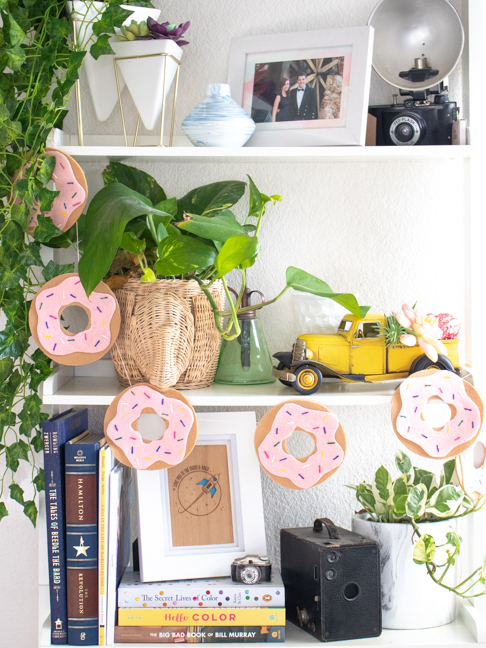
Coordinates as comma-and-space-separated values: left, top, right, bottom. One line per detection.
294, 365, 323, 395
409, 353, 455, 375
277, 362, 294, 387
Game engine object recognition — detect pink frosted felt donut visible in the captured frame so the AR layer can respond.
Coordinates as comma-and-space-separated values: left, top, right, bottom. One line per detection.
254, 401, 346, 490
104, 384, 198, 470
29, 273, 120, 366
455, 436, 486, 500
392, 369, 483, 459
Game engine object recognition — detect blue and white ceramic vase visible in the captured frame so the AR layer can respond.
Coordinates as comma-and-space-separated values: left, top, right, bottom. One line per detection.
182, 84, 255, 147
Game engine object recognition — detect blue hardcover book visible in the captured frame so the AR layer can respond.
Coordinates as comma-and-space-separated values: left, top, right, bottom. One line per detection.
43, 408, 89, 645
65, 432, 105, 645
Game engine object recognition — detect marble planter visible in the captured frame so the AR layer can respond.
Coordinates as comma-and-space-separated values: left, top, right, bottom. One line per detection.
182, 84, 255, 147
352, 514, 457, 629
66, 2, 161, 122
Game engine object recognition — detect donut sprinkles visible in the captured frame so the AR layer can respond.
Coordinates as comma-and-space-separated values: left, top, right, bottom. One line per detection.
256, 402, 345, 489
455, 436, 486, 500
29, 273, 120, 365
104, 384, 197, 470
393, 370, 482, 459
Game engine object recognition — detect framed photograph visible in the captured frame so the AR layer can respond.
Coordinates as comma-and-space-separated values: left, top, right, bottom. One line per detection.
136, 412, 267, 582
228, 26, 374, 146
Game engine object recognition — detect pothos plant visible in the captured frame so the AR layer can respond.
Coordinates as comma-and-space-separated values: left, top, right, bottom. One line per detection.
0, 0, 141, 525
78, 162, 370, 341
348, 451, 486, 598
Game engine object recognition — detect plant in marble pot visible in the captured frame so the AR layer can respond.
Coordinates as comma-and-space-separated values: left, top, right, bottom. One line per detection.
349, 452, 486, 628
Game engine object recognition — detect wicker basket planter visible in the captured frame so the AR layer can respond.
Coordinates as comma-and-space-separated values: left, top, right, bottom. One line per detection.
111, 278, 225, 390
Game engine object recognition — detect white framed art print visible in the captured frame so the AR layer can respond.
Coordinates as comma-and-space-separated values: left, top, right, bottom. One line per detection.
228, 26, 374, 146
136, 411, 266, 582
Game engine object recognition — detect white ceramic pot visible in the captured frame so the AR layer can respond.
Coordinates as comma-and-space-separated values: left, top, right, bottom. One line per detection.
66, 1, 161, 122
110, 38, 183, 131
352, 514, 457, 629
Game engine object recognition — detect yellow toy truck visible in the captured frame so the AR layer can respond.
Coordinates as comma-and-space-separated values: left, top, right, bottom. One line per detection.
273, 312, 459, 395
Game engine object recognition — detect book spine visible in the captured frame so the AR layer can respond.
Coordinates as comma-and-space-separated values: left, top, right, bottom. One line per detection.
43, 410, 88, 645
98, 447, 108, 646
65, 441, 100, 645
115, 626, 285, 643
118, 587, 285, 609
118, 609, 286, 627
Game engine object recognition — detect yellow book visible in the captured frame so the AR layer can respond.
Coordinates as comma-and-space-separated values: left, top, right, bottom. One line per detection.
118, 608, 286, 627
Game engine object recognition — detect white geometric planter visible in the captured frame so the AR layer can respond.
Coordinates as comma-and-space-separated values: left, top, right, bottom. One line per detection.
110, 38, 183, 132
66, 1, 160, 122
352, 514, 458, 630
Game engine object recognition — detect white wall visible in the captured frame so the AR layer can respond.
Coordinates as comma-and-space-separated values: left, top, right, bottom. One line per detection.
0, 0, 470, 646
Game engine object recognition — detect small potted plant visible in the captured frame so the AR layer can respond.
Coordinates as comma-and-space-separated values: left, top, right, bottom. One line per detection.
65, 1, 161, 123
349, 451, 486, 630
78, 162, 366, 390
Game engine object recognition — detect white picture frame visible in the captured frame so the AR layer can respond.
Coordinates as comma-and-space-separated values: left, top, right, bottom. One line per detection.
136, 412, 266, 583
228, 26, 374, 146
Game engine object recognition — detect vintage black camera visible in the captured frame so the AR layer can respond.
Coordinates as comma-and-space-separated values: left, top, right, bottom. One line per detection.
231, 555, 272, 585
281, 518, 381, 642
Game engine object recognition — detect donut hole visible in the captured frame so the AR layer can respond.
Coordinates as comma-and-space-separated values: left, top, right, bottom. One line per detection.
420, 396, 457, 431
133, 410, 168, 443
473, 442, 486, 469
285, 429, 317, 461
59, 304, 91, 335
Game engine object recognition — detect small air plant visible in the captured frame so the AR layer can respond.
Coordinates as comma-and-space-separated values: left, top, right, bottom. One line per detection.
115, 17, 190, 46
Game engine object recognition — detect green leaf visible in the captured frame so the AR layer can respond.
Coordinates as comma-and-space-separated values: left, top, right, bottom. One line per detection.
120, 231, 146, 256
18, 394, 42, 438
0, 104, 22, 148
23, 500, 37, 527
406, 484, 428, 519
427, 485, 464, 518
31, 433, 44, 454
0, 357, 14, 382
155, 237, 217, 276
89, 33, 116, 59
413, 534, 436, 564
140, 267, 156, 282
441, 460, 456, 487
372, 465, 392, 505
355, 483, 376, 511
38, 187, 60, 212
247, 175, 264, 219
42, 260, 75, 282
92, 4, 133, 36
285, 267, 363, 318
9, 483, 24, 505
33, 468, 45, 492
0, 266, 22, 290
0, 502, 8, 521
6, 44, 26, 71
177, 180, 246, 218
177, 210, 246, 242
102, 162, 167, 205
414, 468, 435, 492
10, 202, 29, 229
214, 236, 259, 277
6, 440, 30, 472
78, 183, 171, 296
360, 305, 371, 318
36, 155, 55, 185
0, 410, 16, 441
8, 13, 26, 46
392, 475, 409, 517
33, 214, 63, 243
19, 243, 43, 268
395, 451, 412, 475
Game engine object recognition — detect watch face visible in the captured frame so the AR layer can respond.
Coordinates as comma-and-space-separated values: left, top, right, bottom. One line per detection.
241, 566, 260, 585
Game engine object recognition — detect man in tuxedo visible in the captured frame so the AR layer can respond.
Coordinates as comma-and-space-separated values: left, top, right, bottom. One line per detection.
290, 71, 318, 120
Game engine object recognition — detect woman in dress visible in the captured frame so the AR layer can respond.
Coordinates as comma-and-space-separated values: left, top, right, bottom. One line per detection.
272, 78, 291, 122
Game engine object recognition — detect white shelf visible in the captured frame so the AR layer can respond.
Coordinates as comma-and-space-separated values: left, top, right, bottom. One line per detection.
59, 143, 472, 164
40, 614, 481, 647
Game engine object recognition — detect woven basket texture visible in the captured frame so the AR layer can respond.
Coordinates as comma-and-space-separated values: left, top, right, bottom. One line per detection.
111, 279, 224, 390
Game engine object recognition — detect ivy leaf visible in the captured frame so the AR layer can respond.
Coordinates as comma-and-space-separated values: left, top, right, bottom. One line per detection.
42, 260, 75, 282
372, 465, 392, 505
89, 33, 116, 60
405, 483, 428, 519
36, 155, 55, 185
9, 483, 24, 505
33, 468, 45, 492
0, 410, 16, 442
19, 243, 43, 267
6, 44, 26, 71
23, 500, 37, 527
59, 51, 86, 95
31, 433, 44, 454
5, 440, 30, 472
92, 4, 133, 36
0, 357, 14, 382
0, 502, 8, 521
8, 13, 26, 46
38, 187, 59, 212
0, 266, 23, 290
0, 104, 22, 147
10, 202, 29, 230
33, 214, 63, 243
19, 394, 43, 437
413, 534, 436, 564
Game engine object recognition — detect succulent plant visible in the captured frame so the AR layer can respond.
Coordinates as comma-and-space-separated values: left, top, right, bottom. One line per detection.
146, 17, 190, 46
116, 20, 150, 41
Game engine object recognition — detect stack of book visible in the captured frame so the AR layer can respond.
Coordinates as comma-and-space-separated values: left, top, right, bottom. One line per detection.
115, 569, 286, 643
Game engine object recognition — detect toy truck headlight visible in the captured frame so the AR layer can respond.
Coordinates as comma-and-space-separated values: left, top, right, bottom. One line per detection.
306, 349, 314, 360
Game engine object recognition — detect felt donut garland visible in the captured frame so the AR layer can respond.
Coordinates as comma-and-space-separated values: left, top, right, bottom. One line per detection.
455, 434, 486, 500
28, 273, 120, 366
104, 384, 198, 470
391, 369, 484, 459
254, 400, 346, 490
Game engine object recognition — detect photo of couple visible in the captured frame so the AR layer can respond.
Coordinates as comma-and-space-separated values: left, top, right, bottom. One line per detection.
250, 56, 345, 124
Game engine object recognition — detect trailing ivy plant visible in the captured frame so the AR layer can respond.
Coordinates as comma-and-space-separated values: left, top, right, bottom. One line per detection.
0, 0, 133, 525
348, 451, 486, 598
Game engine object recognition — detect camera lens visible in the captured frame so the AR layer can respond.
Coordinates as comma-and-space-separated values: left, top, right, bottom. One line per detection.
389, 112, 427, 145
327, 552, 339, 563
240, 566, 261, 585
